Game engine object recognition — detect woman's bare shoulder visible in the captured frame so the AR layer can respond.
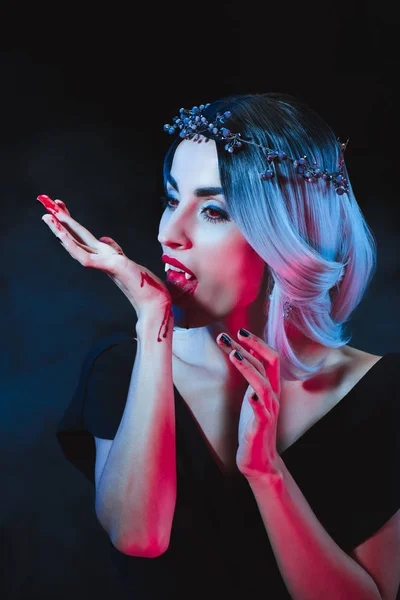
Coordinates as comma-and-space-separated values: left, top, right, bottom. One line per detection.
343, 345, 383, 370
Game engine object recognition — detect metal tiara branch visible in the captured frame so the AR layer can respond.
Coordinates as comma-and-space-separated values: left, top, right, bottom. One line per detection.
164, 104, 350, 195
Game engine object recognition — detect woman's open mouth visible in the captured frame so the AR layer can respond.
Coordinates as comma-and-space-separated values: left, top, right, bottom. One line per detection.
165, 269, 198, 299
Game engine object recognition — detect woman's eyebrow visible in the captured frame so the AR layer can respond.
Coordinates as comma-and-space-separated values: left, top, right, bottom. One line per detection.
166, 175, 224, 198
194, 186, 224, 198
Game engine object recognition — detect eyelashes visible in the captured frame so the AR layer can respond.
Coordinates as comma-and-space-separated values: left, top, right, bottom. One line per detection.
160, 195, 230, 224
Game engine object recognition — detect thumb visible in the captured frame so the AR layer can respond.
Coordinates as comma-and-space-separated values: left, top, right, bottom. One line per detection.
99, 236, 125, 255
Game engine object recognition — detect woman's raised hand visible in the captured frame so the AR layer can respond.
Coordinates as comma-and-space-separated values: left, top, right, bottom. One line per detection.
38, 195, 172, 320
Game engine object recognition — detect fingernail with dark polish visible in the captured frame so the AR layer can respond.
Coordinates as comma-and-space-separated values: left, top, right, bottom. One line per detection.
220, 334, 231, 347
252, 393, 258, 401
239, 328, 250, 337
234, 350, 244, 361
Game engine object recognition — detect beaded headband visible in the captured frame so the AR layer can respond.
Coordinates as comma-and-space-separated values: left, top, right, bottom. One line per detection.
164, 104, 349, 195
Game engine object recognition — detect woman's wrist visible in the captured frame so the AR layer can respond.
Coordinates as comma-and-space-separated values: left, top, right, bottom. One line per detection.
135, 304, 174, 343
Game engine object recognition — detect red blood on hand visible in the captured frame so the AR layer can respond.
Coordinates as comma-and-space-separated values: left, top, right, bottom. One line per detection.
49, 216, 63, 232
140, 272, 173, 342
37, 195, 61, 214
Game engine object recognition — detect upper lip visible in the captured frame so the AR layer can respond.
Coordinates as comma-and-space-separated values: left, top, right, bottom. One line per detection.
162, 254, 197, 278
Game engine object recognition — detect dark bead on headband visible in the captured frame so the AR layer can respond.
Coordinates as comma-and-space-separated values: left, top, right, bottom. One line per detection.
164, 104, 350, 195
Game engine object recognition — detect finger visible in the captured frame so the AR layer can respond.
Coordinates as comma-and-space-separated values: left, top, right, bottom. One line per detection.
54, 199, 71, 217
42, 214, 98, 259
237, 329, 280, 395
98, 236, 125, 256
37, 195, 100, 248
217, 333, 266, 376
249, 347, 265, 367
249, 391, 269, 423
42, 214, 124, 277
230, 349, 272, 419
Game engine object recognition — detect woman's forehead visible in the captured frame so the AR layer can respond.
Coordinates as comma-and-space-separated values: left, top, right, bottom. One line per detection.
171, 137, 219, 177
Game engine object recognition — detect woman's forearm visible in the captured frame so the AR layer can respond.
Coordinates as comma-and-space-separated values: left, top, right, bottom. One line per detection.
247, 458, 382, 600
95, 307, 176, 557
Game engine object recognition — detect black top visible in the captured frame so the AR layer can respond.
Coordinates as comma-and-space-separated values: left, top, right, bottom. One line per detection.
56, 332, 400, 600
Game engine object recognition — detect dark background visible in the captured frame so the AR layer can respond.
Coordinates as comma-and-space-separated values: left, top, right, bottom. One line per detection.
1, 3, 399, 598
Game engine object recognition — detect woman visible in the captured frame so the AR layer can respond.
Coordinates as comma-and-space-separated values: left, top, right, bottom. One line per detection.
47, 93, 399, 599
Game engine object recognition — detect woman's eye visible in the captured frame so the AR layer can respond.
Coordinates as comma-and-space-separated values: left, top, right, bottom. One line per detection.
159, 196, 230, 224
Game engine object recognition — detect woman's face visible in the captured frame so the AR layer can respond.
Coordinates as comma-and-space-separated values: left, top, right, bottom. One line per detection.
158, 136, 265, 324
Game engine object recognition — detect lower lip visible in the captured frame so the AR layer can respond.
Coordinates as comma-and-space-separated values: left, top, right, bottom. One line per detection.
165, 270, 198, 300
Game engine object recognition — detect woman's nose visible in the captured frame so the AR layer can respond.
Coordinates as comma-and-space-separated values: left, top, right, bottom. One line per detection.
158, 216, 192, 248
